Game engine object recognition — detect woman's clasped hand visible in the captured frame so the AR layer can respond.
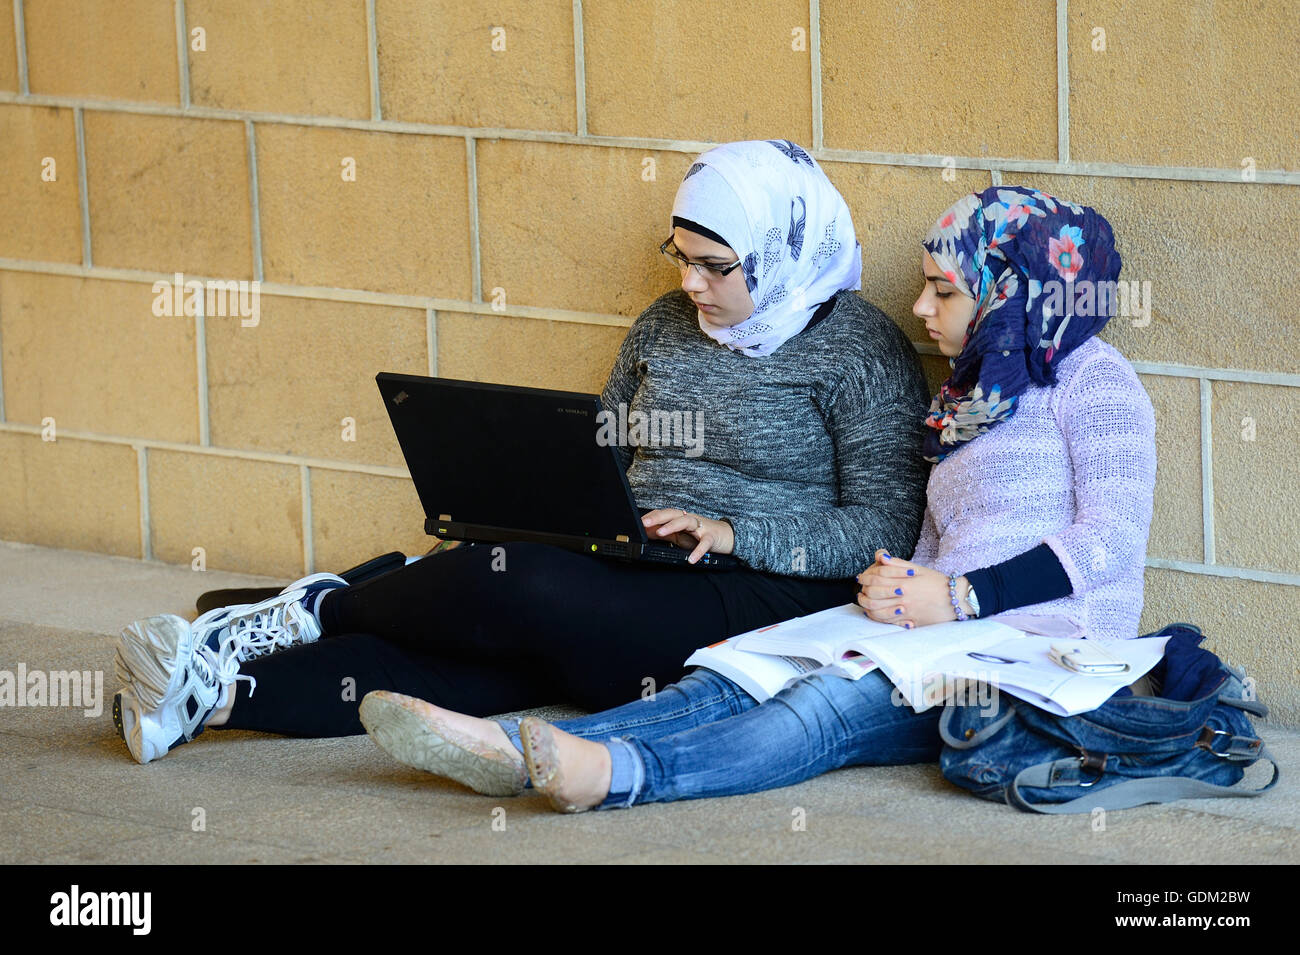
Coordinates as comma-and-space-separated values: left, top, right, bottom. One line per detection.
856, 550, 975, 629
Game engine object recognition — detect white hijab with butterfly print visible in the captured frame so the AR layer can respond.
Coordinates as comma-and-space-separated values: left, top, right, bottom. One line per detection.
671, 140, 862, 357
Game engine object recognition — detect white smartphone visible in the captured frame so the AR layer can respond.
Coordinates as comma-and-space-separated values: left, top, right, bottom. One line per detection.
1049, 641, 1130, 675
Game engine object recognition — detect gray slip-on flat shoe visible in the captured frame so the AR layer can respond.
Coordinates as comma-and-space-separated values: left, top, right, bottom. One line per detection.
360, 691, 527, 797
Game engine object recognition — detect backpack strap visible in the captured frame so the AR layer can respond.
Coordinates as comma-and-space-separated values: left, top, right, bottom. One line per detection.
938, 700, 1016, 749
1218, 694, 1269, 718
1006, 744, 1281, 814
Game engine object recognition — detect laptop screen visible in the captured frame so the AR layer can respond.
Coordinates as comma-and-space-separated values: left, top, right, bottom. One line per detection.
377, 374, 647, 543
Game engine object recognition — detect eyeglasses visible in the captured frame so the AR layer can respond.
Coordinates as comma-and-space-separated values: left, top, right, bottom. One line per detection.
659, 237, 743, 281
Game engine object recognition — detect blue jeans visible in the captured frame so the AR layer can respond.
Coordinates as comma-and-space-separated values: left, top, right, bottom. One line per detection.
546, 668, 942, 807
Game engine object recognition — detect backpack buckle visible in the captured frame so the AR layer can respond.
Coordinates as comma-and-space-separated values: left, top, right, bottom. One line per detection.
1077, 750, 1107, 786
1196, 726, 1233, 758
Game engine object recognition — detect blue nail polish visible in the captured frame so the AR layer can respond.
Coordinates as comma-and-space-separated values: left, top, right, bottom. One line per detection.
904, 623, 912, 630
907, 569, 915, 576
894, 588, 903, 596
894, 608, 902, 615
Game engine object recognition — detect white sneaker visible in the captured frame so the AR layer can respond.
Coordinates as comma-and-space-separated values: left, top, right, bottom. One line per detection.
112, 572, 347, 764
189, 572, 348, 664
113, 615, 242, 764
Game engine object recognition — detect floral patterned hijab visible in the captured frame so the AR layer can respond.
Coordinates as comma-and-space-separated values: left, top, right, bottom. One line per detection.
921, 186, 1122, 461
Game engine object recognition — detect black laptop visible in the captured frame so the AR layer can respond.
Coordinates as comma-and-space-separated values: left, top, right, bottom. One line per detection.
376, 373, 739, 569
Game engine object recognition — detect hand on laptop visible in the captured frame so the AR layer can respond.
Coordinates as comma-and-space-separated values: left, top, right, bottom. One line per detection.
643, 509, 736, 565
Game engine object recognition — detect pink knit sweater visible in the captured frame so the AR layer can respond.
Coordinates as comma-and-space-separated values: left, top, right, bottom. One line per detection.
911, 337, 1157, 641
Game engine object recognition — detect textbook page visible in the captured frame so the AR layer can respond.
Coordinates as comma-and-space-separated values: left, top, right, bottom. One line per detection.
684, 635, 821, 703
735, 603, 898, 664
892, 634, 1172, 716
852, 618, 1027, 710
944, 634, 1170, 716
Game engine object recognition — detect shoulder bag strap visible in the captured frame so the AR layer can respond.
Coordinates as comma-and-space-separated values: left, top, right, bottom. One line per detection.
1006, 745, 1281, 814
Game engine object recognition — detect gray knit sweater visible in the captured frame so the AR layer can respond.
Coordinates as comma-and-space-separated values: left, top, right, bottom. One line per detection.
601, 289, 930, 579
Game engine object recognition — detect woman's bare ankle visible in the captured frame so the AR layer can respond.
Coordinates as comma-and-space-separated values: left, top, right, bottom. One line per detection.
522, 719, 612, 812
206, 690, 236, 727
558, 732, 612, 809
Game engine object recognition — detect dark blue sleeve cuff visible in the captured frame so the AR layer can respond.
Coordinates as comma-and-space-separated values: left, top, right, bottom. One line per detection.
964, 543, 1073, 617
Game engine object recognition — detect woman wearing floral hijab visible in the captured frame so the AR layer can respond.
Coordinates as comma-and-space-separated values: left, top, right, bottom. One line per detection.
358, 185, 1157, 812
872, 186, 1151, 642
111, 141, 931, 764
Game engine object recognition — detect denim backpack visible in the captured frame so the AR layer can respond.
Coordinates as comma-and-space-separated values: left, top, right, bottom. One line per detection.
938, 624, 1280, 813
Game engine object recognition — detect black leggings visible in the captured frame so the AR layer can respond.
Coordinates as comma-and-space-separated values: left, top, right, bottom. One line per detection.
221, 542, 852, 737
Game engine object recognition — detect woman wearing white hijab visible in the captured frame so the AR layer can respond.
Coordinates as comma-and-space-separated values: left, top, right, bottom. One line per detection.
672, 138, 863, 356
112, 141, 931, 766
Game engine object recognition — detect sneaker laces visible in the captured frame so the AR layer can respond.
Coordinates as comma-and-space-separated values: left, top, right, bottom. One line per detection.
195, 636, 258, 698
205, 590, 322, 663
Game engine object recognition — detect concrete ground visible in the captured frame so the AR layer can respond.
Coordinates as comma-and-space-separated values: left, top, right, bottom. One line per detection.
1, 538, 1296, 865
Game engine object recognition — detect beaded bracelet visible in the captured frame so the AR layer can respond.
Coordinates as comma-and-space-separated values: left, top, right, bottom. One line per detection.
949, 574, 969, 622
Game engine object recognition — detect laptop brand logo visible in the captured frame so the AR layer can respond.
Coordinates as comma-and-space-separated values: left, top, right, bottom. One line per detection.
393, 391, 409, 405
